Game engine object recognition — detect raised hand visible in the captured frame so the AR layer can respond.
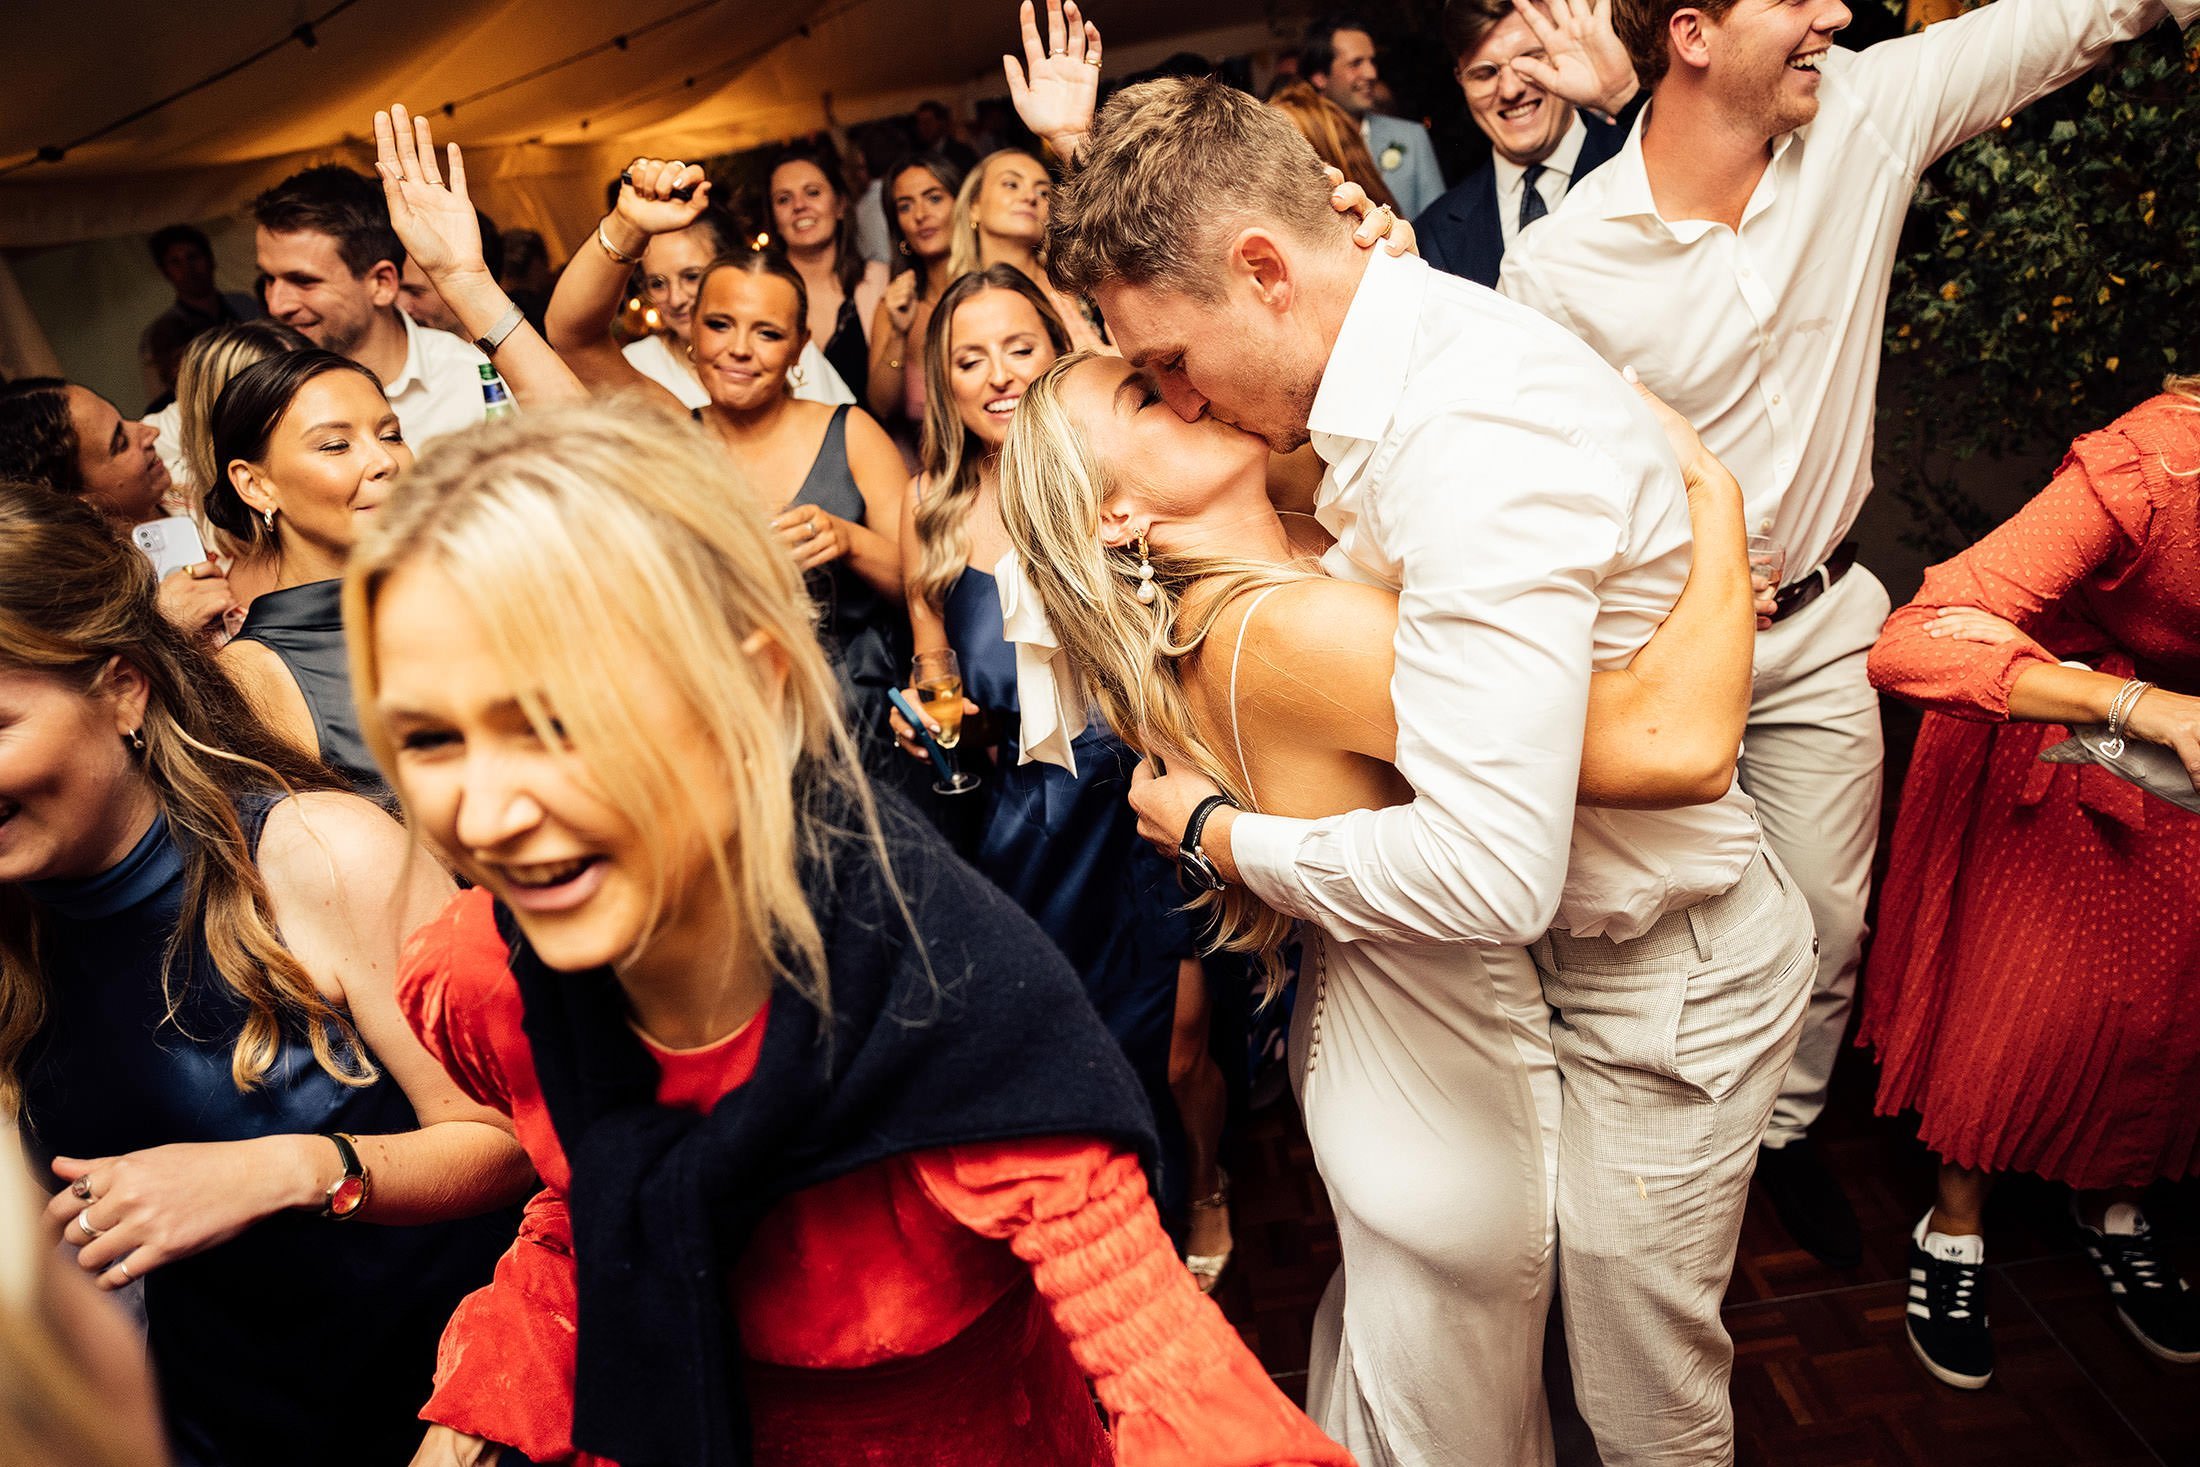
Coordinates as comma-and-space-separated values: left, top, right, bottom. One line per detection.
614, 158, 712, 239
374, 104, 487, 283
1004, 0, 1103, 160
883, 270, 919, 334
1509, 0, 1639, 119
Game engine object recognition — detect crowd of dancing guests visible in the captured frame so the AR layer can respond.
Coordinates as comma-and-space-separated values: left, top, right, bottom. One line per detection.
3, 0, 2199, 1464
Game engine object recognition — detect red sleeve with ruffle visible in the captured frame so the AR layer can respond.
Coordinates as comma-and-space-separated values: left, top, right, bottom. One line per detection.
398, 889, 606, 1464
1867, 425, 2152, 720
919, 1139, 1354, 1467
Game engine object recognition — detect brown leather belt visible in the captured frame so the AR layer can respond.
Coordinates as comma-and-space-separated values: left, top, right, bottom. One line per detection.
1770, 540, 1857, 624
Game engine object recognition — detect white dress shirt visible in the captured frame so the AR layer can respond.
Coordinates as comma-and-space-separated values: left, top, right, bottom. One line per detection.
1493, 113, 1588, 250
623, 332, 856, 410
384, 310, 498, 449
1229, 248, 1762, 945
1498, 0, 2199, 582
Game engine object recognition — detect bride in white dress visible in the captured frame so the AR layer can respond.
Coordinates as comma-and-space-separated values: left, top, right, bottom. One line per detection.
992, 351, 1756, 1467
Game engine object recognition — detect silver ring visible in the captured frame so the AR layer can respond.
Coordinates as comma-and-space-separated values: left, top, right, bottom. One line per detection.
115, 1260, 133, 1285
70, 1176, 93, 1201
76, 1210, 100, 1240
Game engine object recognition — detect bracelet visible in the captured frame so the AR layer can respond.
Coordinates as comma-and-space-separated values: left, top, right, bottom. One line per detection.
595, 220, 641, 267
2107, 677, 2152, 741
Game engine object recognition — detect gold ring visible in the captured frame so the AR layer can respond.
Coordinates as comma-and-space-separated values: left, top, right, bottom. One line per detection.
1084, 56, 1102, 66
71, 1176, 93, 1201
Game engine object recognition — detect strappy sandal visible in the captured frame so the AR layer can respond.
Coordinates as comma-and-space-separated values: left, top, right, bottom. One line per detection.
1184, 1169, 1234, 1296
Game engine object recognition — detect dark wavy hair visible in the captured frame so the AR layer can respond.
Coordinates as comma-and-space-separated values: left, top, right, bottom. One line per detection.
0, 378, 82, 497
765, 145, 866, 300
882, 152, 966, 295
205, 350, 385, 548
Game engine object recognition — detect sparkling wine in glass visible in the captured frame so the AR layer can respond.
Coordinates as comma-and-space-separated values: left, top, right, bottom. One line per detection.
910, 650, 978, 795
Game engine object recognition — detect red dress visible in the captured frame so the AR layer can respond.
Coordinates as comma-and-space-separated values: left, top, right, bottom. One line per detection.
1861, 394, 2200, 1189
398, 889, 1351, 1467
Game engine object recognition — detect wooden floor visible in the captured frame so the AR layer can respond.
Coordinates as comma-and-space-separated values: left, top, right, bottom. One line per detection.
1211, 1040, 2200, 1466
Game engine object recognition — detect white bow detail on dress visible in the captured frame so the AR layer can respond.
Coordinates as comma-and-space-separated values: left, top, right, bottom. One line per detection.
993, 550, 1086, 775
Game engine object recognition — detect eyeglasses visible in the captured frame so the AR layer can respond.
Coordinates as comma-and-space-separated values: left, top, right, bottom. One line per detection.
1457, 49, 1549, 96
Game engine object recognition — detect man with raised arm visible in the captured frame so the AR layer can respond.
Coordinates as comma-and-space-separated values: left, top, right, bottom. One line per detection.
1497, 0, 2200, 1285
1007, 3, 1817, 1461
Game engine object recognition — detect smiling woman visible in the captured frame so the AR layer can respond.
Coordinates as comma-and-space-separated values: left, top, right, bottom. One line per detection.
340, 403, 1353, 1466
207, 350, 411, 801
0, 376, 238, 641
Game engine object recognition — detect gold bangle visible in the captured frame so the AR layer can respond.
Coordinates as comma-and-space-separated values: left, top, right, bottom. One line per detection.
595, 221, 641, 267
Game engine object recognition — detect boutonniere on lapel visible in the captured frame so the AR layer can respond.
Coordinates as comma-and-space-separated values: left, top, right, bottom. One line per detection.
1379, 142, 1406, 172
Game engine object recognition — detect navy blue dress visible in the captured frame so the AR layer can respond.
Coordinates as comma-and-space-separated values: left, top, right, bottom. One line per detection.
16, 800, 516, 1467
943, 565, 1199, 1212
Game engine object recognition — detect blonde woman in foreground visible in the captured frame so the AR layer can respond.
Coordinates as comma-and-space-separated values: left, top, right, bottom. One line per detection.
996, 351, 1759, 1467
353, 405, 1353, 1467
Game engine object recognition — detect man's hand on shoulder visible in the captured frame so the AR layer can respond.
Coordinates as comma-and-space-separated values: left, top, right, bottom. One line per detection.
1127, 757, 1239, 883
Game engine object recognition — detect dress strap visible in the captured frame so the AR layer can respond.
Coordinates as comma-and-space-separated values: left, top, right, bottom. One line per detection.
1226, 585, 1287, 813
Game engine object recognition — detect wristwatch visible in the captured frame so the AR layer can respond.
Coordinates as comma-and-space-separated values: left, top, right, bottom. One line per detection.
1177, 794, 1237, 895
320, 1132, 370, 1220
473, 302, 526, 359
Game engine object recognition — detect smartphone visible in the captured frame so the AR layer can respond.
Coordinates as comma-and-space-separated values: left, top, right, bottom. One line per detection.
131, 516, 211, 580
885, 686, 958, 787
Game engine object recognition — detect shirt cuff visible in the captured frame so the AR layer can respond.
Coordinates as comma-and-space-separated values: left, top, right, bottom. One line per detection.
1230, 811, 1319, 918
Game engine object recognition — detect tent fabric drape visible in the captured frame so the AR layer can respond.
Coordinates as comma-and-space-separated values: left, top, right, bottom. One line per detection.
0, 1, 1279, 249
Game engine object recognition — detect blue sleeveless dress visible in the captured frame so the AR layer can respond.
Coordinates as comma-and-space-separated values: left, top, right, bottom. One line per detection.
943, 564, 1201, 1212
16, 799, 517, 1467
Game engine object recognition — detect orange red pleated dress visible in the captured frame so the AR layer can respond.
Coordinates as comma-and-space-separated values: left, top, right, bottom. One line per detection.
398, 888, 1350, 1467
1861, 393, 2200, 1189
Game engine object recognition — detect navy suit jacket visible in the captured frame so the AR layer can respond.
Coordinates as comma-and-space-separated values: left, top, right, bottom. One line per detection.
1416, 101, 1639, 288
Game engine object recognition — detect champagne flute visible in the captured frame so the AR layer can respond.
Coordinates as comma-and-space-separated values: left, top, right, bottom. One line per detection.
910, 650, 978, 795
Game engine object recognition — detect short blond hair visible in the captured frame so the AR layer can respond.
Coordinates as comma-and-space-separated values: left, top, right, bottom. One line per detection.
346, 400, 895, 1019
1047, 76, 1343, 302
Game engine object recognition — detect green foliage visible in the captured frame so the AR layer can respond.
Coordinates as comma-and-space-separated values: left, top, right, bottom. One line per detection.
1879, 18, 2200, 555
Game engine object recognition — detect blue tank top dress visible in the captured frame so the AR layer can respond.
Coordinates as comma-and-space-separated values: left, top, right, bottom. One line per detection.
16, 798, 517, 1467
942, 564, 1204, 1215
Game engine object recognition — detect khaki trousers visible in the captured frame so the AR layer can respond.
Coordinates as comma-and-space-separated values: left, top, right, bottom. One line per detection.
1533, 849, 1816, 1466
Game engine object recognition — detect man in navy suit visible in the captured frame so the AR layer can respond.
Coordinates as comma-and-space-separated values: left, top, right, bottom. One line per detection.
1303, 14, 1449, 218
1417, 0, 1643, 287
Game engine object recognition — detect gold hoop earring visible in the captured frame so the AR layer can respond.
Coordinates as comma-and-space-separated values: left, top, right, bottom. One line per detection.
1133, 530, 1157, 604
788, 363, 808, 389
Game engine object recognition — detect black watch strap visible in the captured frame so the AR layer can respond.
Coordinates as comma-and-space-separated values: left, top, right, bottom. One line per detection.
1182, 793, 1236, 860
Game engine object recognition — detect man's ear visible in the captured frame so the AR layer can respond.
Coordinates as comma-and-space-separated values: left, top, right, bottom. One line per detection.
1227, 227, 1294, 313
363, 259, 402, 310
1670, 9, 1714, 72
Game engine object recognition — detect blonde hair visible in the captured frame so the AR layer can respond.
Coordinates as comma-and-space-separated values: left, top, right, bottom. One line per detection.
1048, 76, 1344, 302
0, 484, 367, 1117
948, 149, 1047, 281
176, 321, 309, 498
1266, 81, 1399, 213
912, 266, 1072, 613
2168, 373, 2200, 406
995, 356, 1312, 988
0, 1124, 152, 1467
347, 402, 901, 1018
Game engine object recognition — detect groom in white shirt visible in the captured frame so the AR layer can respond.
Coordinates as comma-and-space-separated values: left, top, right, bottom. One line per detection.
1046, 74, 1816, 1465
1497, 0, 2200, 1282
